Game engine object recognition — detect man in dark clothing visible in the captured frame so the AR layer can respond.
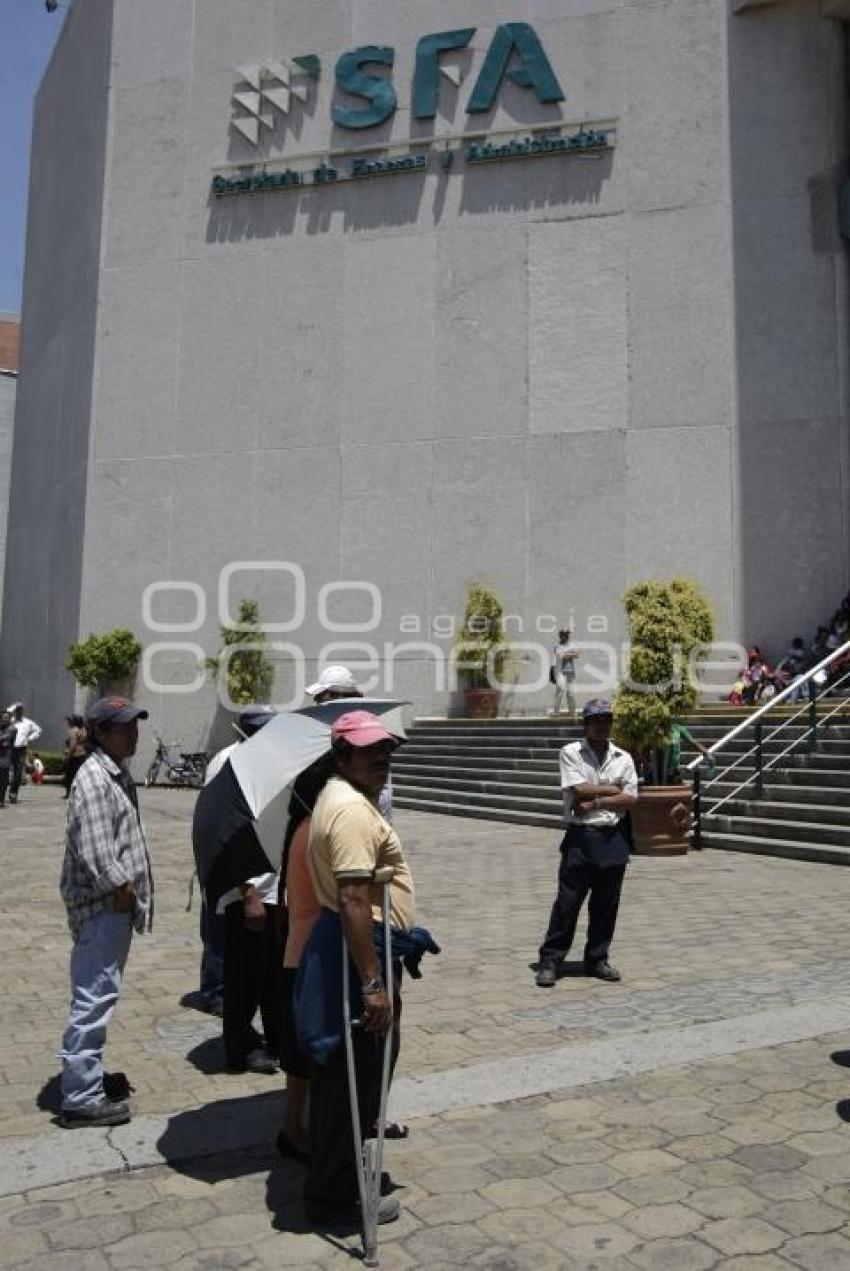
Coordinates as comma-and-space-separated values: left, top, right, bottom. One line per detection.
536, 699, 638, 987
0, 710, 14, 807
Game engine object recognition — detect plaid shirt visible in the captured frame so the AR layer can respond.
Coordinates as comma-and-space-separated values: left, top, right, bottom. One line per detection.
60, 749, 154, 939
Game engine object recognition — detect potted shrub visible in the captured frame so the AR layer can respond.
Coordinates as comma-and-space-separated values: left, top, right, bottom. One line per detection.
206, 598, 275, 706
613, 579, 716, 856
66, 628, 143, 698
453, 583, 512, 719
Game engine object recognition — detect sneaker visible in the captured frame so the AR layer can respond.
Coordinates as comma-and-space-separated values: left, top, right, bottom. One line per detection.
60, 1098, 131, 1128
586, 960, 621, 982
244, 1047, 277, 1074
535, 962, 558, 988
306, 1194, 400, 1232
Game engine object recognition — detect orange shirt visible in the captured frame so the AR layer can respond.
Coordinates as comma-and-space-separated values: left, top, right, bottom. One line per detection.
283, 818, 322, 969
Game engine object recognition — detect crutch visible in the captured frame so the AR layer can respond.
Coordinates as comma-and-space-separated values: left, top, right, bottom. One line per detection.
342, 865, 394, 1268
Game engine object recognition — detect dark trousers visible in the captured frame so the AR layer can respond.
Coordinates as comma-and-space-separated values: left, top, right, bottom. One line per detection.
0, 766, 8, 805
199, 900, 225, 1002
64, 755, 85, 797
539, 849, 626, 969
222, 901, 283, 1065
9, 748, 26, 798
304, 975, 401, 1216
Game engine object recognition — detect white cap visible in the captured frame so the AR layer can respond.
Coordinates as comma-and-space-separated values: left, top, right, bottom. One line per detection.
306, 664, 359, 698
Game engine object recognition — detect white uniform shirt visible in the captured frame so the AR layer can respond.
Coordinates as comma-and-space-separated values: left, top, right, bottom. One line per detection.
560, 739, 638, 828
553, 641, 577, 680
12, 716, 41, 748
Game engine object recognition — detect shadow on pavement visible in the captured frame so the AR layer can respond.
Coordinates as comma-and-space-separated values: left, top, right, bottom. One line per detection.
157, 1089, 282, 1177
265, 1163, 362, 1257
185, 1037, 229, 1074
528, 959, 587, 980
36, 1074, 61, 1114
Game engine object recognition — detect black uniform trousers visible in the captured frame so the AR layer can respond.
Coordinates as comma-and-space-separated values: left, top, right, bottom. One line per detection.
538, 824, 629, 969
304, 971, 401, 1219
9, 748, 27, 799
222, 901, 283, 1066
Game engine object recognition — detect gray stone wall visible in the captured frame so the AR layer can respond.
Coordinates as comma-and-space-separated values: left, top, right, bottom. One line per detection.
729, 0, 850, 647
5, 0, 848, 756
75, 0, 742, 752
0, 374, 15, 629
0, 0, 113, 741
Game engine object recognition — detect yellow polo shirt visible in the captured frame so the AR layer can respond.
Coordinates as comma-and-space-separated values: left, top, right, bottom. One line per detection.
308, 776, 414, 931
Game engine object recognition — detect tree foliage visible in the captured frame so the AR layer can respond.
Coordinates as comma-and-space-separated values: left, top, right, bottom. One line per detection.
66, 629, 143, 690
613, 578, 716, 758
453, 582, 512, 688
206, 598, 275, 706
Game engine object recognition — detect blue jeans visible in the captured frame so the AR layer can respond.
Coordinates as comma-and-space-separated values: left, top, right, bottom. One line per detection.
199, 900, 225, 1003
60, 908, 133, 1110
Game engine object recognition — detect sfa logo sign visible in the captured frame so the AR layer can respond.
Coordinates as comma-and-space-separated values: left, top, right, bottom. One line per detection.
232, 23, 564, 146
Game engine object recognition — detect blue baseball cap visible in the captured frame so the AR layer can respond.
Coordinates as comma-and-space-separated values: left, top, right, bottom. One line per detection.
582, 698, 613, 719
86, 696, 149, 726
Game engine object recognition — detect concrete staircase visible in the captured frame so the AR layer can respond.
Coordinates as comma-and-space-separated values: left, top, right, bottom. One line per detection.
392, 708, 850, 864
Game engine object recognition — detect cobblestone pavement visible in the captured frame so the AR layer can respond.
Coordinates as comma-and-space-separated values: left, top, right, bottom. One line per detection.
2, 786, 850, 1267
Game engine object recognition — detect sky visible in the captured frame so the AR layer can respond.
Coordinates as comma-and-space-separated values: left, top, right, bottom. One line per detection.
0, 0, 66, 315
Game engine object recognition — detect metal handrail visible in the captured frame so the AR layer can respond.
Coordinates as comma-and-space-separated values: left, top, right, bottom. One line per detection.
689, 637, 850, 849
685, 637, 850, 769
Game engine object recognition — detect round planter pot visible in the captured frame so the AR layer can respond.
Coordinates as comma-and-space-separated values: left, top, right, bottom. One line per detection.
463, 687, 500, 719
631, 784, 692, 856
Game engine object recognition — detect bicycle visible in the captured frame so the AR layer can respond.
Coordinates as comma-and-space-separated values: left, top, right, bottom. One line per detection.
145, 737, 209, 788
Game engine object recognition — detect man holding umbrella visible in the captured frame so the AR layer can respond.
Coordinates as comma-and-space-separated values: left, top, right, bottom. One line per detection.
298, 710, 414, 1230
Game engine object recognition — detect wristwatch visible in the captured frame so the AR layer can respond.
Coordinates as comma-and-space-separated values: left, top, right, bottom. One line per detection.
361, 976, 385, 996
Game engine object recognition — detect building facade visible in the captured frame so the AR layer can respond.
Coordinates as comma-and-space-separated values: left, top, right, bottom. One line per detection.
2, 0, 849, 751
0, 316, 19, 634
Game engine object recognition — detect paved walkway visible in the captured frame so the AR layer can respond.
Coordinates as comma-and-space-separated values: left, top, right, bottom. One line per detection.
2, 787, 850, 1267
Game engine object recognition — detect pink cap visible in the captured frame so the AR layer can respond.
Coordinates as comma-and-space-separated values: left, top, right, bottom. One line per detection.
331, 710, 400, 749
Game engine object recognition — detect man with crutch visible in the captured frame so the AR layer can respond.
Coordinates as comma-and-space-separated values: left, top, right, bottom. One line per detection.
297, 711, 414, 1236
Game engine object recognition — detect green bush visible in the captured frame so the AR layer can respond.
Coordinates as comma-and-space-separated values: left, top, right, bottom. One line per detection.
613, 577, 716, 761
206, 598, 275, 706
453, 583, 512, 689
32, 749, 65, 777
66, 629, 142, 691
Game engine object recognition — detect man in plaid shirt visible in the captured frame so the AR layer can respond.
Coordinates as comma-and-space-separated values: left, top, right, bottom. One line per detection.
58, 696, 154, 1127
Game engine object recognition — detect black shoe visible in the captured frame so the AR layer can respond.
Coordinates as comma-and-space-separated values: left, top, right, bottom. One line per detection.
586, 960, 621, 982
535, 962, 558, 988
305, 1194, 400, 1232
245, 1047, 277, 1074
60, 1098, 131, 1128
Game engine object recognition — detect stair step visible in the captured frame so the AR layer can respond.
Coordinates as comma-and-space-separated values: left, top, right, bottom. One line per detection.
700, 832, 850, 867
702, 800, 850, 827
393, 784, 562, 814
703, 783, 850, 806
703, 814, 850, 847
393, 795, 563, 830
394, 773, 559, 796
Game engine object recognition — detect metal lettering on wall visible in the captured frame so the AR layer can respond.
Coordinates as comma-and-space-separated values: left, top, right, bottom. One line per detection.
229, 23, 566, 146
211, 125, 615, 198
215, 21, 618, 199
